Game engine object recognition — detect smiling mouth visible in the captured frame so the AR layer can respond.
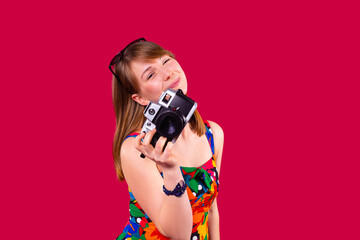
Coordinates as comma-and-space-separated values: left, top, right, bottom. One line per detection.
169, 78, 180, 88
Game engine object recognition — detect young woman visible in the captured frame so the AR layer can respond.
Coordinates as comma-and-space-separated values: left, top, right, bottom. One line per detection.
109, 38, 224, 240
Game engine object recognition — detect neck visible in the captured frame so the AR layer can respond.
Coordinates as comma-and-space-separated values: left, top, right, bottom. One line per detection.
178, 123, 193, 141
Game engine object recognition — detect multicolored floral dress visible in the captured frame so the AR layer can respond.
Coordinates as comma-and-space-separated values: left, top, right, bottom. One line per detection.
116, 120, 220, 240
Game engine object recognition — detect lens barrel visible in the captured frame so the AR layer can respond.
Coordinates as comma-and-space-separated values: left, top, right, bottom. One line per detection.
156, 111, 184, 139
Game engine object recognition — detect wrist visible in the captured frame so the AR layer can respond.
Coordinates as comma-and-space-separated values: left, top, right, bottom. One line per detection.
162, 164, 181, 177
162, 166, 183, 189
163, 179, 187, 197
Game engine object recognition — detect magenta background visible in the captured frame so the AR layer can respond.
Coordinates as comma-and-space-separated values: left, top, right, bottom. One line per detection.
1, 0, 359, 239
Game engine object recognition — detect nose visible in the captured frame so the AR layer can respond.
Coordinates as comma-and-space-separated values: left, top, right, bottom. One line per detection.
163, 69, 173, 81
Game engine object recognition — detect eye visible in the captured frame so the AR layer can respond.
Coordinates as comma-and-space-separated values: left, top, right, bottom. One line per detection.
163, 58, 171, 64
147, 73, 154, 79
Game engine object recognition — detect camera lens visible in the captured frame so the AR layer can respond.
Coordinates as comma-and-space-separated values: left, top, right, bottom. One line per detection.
157, 112, 184, 138
162, 117, 176, 135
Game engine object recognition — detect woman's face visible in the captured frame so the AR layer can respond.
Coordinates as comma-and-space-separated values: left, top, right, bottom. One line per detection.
130, 54, 188, 105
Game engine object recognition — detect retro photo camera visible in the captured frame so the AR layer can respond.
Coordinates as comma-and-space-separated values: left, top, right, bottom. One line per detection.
141, 89, 197, 151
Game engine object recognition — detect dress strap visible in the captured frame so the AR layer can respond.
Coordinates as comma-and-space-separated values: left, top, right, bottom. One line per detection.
203, 120, 215, 156
124, 132, 140, 141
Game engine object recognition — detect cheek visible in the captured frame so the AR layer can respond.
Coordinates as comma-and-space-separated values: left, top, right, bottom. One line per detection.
180, 72, 187, 85
142, 82, 163, 100
168, 61, 181, 70
145, 84, 158, 93
176, 64, 183, 72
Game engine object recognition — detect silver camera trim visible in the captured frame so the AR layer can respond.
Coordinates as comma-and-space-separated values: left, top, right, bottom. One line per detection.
158, 89, 177, 108
141, 119, 156, 134
143, 102, 161, 122
185, 102, 197, 122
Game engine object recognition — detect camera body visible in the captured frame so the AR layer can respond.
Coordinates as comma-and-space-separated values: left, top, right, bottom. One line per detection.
141, 89, 197, 148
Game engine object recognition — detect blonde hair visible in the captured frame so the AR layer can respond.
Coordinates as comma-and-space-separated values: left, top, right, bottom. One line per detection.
111, 41, 205, 181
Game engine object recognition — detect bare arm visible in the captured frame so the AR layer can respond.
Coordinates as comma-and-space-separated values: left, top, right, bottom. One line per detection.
121, 129, 192, 240
159, 167, 193, 239
207, 120, 224, 240
208, 198, 220, 240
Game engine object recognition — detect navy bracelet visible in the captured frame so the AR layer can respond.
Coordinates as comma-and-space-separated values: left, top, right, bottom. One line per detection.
163, 180, 187, 197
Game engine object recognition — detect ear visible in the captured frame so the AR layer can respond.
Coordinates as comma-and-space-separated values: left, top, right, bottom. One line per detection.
131, 93, 150, 106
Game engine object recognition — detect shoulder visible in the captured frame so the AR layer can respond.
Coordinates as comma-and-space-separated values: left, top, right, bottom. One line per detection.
121, 134, 138, 157
206, 120, 224, 146
120, 135, 159, 179
120, 133, 140, 161
206, 120, 224, 174
206, 120, 223, 135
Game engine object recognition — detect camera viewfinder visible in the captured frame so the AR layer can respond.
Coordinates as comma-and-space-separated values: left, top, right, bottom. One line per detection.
162, 93, 172, 104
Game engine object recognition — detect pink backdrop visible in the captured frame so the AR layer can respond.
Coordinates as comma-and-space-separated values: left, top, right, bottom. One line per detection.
1, 0, 359, 239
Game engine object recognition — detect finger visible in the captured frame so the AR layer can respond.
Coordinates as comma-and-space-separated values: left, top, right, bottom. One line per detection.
135, 132, 145, 148
143, 129, 157, 146
162, 141, 173, 160
154, 137, 167, 157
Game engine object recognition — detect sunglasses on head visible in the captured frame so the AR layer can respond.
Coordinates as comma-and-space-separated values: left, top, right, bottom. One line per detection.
109, 38, 146, 84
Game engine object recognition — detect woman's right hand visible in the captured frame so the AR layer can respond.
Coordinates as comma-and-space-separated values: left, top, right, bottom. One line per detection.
135, 129, 179, 170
